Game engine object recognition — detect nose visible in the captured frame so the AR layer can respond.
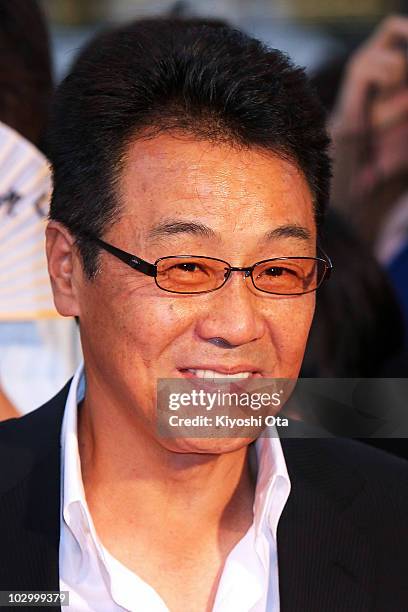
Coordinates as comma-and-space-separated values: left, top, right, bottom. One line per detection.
195, 271, 266, 347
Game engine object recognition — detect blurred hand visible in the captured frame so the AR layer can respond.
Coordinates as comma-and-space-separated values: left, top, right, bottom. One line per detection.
330, 15, 408, 240
333, 15, 408, 134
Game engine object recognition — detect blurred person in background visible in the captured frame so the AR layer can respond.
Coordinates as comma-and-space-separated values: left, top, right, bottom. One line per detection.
329, 15, 408, 244
0, 0, 81, 419
0, 0, 52, 150
301, 209, 408, 378
325, 15, 408, 341
300, 209, 408, 460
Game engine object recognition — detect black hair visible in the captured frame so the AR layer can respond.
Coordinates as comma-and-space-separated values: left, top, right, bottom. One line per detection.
47, 17, 331, 277
0, 0, 53, 148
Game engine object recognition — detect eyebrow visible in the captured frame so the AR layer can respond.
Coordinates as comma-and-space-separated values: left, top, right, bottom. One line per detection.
262, 224, 312, 242
147, 219, 312, 243
148, 220, 219, 241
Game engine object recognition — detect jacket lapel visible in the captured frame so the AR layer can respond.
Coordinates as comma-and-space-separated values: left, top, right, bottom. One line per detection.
278, 438, 375, 612
0, 382, 70, 604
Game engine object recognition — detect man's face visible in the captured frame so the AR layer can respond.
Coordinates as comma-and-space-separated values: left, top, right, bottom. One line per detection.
65, 134, 317, 452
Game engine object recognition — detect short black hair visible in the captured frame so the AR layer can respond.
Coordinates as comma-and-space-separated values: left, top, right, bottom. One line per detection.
47, 18, 331, 278
0, 0, 53, 148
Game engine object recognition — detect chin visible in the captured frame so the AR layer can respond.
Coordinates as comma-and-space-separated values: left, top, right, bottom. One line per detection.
160, 436, 255, 455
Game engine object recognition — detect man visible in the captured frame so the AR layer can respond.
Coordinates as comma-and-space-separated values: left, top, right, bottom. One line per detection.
0, 19, 407, 612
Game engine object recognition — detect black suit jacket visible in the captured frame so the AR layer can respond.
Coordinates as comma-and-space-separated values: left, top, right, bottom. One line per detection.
0, 381, 408, 611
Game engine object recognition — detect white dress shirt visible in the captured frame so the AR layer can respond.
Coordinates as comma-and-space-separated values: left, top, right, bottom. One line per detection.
60, 364, 291, 611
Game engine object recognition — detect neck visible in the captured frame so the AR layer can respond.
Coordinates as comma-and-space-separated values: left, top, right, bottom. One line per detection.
77, 378, 256, 538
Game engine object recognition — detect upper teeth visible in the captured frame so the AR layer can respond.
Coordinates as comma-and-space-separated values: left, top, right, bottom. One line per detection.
187, 369, 252, 379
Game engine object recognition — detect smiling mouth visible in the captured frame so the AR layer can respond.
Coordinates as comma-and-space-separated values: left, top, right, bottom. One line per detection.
179, 368, 262, 379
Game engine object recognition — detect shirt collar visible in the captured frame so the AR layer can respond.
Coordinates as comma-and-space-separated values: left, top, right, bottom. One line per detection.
61, 363, 291, 549
253, 433, 291, 540
61, 362, 87, 516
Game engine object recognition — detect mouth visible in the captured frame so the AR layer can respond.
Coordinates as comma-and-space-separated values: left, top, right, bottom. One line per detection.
178, 367, 262, 379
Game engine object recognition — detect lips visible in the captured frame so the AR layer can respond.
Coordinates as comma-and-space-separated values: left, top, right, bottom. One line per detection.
178, 366, 262, 379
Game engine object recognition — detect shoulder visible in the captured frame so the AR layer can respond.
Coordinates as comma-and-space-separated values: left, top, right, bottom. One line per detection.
279, 437, 408, 608
0, 384, 67, 592
320, 436, 408, 483
283, 434, 408, 473
0, 380, 70, 443
0, 380, 70, 494
282, 436, 408, 513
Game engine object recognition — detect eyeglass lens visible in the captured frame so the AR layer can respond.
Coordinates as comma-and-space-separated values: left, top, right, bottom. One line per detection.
156, 257, 325, 294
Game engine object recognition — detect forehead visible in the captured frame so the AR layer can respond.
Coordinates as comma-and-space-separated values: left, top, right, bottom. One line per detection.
117, 134, 315, 243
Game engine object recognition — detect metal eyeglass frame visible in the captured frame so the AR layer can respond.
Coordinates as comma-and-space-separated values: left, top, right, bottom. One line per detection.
83, 234, 333, 296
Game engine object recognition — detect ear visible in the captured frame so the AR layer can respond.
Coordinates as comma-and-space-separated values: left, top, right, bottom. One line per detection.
45, 221, 82, 317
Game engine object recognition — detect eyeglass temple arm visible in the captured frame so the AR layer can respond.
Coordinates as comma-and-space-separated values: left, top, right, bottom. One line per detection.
90, 237, 157, 277
317, 246, 333, 279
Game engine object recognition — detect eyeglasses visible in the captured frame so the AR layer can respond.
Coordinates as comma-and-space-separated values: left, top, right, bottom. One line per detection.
84, 234, 332, 296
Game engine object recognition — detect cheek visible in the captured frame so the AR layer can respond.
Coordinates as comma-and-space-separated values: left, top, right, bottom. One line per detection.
266, 295, 315, 367
99, 292, 197, 363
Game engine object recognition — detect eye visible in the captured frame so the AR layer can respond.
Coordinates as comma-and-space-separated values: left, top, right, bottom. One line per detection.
163, 260, 213, 278
261, 266, 298, 278
171, 262, 203, 273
